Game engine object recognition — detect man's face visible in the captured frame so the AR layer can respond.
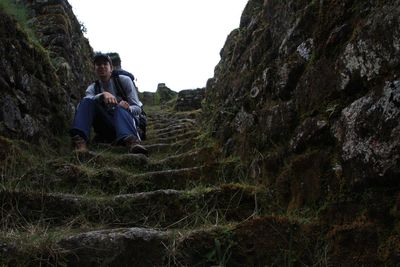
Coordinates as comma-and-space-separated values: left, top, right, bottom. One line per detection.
94, 60, 112, 80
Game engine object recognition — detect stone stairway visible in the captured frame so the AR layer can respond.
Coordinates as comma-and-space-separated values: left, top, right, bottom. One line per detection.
1, 105, 384, 267
1, 107, 272, 266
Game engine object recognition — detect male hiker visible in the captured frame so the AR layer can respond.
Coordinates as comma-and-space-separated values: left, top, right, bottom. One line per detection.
107, 52, 135, 81
70, 53, 148, 156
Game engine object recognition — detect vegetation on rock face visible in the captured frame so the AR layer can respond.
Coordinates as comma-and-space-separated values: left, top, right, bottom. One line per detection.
0, 0, 33, 38
0, 0, 95, 141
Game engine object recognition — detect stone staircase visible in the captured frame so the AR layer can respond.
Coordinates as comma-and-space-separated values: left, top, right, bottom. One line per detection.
1, 107, 274, 266
1, 105, 389, 267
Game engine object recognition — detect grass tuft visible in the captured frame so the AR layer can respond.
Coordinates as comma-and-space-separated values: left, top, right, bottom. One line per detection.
0, 0, 39, 44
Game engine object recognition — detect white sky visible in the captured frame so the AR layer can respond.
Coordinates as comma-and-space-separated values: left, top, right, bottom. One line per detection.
68, 0, 248, 92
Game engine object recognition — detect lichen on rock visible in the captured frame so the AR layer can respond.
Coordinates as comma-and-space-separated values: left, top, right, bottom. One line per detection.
333, 80, 400, 178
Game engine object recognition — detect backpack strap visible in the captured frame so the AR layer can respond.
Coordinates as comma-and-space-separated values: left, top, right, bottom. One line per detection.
113, 69, 135, 81
94, 77, 126, 102
112, 69, 140, 96
112, 73, 128, 101
94, 80, 101, 95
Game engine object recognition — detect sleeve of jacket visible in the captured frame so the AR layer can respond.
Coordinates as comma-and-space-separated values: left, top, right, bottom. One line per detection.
118, 75, 142, 115
84, 83, 103, 100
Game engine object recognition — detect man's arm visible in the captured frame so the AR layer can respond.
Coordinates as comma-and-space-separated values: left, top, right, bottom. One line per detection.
84, 83, 102, 100
85, 82, 117, 105
118, 75, 142, 115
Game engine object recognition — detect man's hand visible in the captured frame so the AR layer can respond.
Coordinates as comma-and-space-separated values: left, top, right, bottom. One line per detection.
103, 92, 117, 105
118, 100, 130, 110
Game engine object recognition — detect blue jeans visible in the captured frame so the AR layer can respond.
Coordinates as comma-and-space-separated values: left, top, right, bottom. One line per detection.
70, 98, 139, 143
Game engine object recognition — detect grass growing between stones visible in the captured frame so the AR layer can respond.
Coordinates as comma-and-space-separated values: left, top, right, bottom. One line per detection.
0, 136, 71, 190
1, 105, 319, 266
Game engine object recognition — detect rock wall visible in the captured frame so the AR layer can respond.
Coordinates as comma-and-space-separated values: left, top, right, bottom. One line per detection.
175, 88, 205, 111
141, 83, 177, 107
203, 0, 400, 206
0, 0, 94, 141
22, 0, 95, 102
202, 2, 400, 262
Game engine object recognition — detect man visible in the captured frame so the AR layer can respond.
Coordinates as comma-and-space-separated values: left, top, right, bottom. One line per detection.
70, 53, 148, 156
107, 52, 135, 82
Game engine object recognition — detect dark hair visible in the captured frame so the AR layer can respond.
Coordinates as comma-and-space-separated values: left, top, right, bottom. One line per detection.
93, 53, 112, 65
107, 52, 121, 67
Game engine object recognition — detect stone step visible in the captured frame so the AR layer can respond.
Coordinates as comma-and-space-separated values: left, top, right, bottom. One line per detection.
149, 117, 195, 126
25, 148, 222, 195
124, 166, 205, 191
144, 130, 199, 145
151, 147, 216, 169
72, 148, 149, 167
171, 216, 310, 267
58, 227, 171, 266
147, 116, 196, 125
148, 122, 194, 136
144, 141, 194, 155
92, 141, 194, 156
2, 215, 305, 267
148, 110, 200, 121
0, 184, 259, 229
119, 162, 240, 192
26, 164, 191, 195
1, 227, 173, 267
148, 125, 195, 139
149, 118, 196, 130
78, 145, 210, 169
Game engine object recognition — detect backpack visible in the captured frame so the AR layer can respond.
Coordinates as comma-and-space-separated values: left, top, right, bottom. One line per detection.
94, 71, 147, 140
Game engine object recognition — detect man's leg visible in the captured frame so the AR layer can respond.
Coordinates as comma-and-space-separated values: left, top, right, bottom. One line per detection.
70, 98, 97, 141
113, 106, 148, 155
113, 106, 140, 143
92, 103, 116, 143
70, 98, 115, 143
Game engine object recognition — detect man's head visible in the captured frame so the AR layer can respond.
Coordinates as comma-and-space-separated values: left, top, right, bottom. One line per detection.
107, 52, 122, 69
93, 53, 113, 81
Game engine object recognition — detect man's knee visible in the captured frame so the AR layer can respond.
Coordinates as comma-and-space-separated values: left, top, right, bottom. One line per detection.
79, 98, 96, 106
114, 106, 135, 126
114, 106, 130, 116
76, 98, 96, 111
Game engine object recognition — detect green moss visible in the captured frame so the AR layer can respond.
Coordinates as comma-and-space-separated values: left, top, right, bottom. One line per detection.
0, 0, 39, 45
0, 0, 29, 26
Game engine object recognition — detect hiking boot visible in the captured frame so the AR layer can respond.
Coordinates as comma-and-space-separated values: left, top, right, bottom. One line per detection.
129, 144, 149, 156
72, 135, 88, 152
123, 135, 149, 156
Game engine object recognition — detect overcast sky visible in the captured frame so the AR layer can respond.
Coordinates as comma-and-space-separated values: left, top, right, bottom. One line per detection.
67, 0, 248, 92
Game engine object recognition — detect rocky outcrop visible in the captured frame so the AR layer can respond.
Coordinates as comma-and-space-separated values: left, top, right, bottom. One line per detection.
333, 80, 400, 182
175, 88, 205, 111
141, 83, 177, 106
201, 1, 400, 264
204, 0, 400, 200
0, 9, 66, 139
22, 0, 95, 102
0, 0, 94, 141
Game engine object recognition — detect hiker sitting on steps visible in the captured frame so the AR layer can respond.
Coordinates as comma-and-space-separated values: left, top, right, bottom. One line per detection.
70, 53, 148, 156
